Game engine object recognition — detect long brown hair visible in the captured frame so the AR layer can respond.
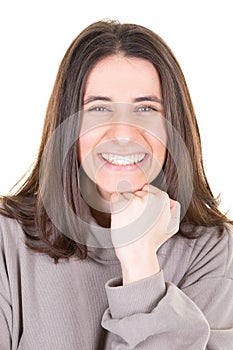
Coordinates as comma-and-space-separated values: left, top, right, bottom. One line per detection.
1, 20, 232, 261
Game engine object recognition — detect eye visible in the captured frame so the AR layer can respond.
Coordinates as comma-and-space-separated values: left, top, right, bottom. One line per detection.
88, 105, 112, 112
136, 105, 158, 112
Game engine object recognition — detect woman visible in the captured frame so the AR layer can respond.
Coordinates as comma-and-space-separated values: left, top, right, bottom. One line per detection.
0, 20, 233, 349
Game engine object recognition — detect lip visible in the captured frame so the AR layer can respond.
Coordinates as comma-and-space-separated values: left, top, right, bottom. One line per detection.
97, 152, 149, 171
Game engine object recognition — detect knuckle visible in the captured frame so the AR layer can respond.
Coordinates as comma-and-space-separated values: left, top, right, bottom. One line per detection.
160, 191, 169, 202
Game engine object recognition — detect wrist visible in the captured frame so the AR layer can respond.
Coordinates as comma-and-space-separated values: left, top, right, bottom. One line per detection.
121, 253, 160, 285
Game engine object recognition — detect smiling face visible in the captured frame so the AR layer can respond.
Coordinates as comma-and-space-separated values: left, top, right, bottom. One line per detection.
78, 54, 167, 199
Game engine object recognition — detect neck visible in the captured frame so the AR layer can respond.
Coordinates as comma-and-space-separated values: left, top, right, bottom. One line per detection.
79, 170, 112, 227
90, 207, 111, 228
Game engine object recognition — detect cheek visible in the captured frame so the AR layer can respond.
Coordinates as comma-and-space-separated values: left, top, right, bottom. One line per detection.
146, 138, 167, 184
78, 135, 97, 184
78, 128, 103, 167
143, 116, 167, 166
78, 136, 88, 164
78, 126, 99, 159
146, 128, 167, 167
154, 140, 167, 166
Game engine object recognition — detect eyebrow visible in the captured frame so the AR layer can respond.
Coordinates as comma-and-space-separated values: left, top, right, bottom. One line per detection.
83, 95, 163, 105
134, 96, 163, 104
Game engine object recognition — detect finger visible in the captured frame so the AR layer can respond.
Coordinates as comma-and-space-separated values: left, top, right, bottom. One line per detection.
110, 192, 131, 214
119, 189, 147, 199
133, 190, 148, 198
142, 184, 167, 198
110, 192, 120, 203
121, 192, 134, 201
166, 201, 181, 235
169, 198, 176, 210
142, 183, 158, 193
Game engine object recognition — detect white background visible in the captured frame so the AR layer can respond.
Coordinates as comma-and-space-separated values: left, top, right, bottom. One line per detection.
0, 0, 232, 218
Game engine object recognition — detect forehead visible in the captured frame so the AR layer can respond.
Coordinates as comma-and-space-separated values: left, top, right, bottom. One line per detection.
84, 55, 161, 99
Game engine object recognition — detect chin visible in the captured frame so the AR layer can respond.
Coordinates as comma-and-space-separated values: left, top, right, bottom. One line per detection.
97, 180, 147, 196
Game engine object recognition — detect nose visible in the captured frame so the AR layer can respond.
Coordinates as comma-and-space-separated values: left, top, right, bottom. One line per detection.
106, 121, 141, 142
106, 106, 142, 141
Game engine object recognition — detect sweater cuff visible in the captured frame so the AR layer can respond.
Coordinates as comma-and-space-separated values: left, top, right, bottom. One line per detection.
105, 270, 166, 319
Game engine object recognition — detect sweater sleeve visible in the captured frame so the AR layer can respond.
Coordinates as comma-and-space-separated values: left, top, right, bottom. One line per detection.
0, 227, 12, 349
0, 216, 22, 350
101, 229, 233, 349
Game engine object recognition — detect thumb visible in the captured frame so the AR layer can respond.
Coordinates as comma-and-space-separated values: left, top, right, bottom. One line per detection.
166, 200, 181, 235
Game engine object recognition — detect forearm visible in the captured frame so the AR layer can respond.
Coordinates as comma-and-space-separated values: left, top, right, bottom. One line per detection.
120, 251, 160, 285
102, 271, 210, 349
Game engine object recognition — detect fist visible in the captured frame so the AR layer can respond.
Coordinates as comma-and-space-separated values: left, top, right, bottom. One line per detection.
110, 184, 180, 251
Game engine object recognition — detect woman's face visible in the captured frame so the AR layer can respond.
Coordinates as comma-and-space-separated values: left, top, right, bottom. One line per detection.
79, 55, 167, 199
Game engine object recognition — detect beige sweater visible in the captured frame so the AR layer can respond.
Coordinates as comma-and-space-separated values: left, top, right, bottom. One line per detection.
0, 213, 233, 349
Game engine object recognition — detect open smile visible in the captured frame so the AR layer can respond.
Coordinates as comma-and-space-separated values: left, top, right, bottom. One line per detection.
99, 152, 148, 166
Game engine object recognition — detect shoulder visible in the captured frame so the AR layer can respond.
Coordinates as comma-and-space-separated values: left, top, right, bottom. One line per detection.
0, 212, 26, 255
0, 214, 27, 300
159, 224, 233, 285
162, 224, 232, 261
178, 224, 233, 284
190, 225, 233, 278
186, 225, 233, 264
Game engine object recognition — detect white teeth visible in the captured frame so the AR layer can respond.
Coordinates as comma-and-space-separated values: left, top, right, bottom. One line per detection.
101, 153, 146, 165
